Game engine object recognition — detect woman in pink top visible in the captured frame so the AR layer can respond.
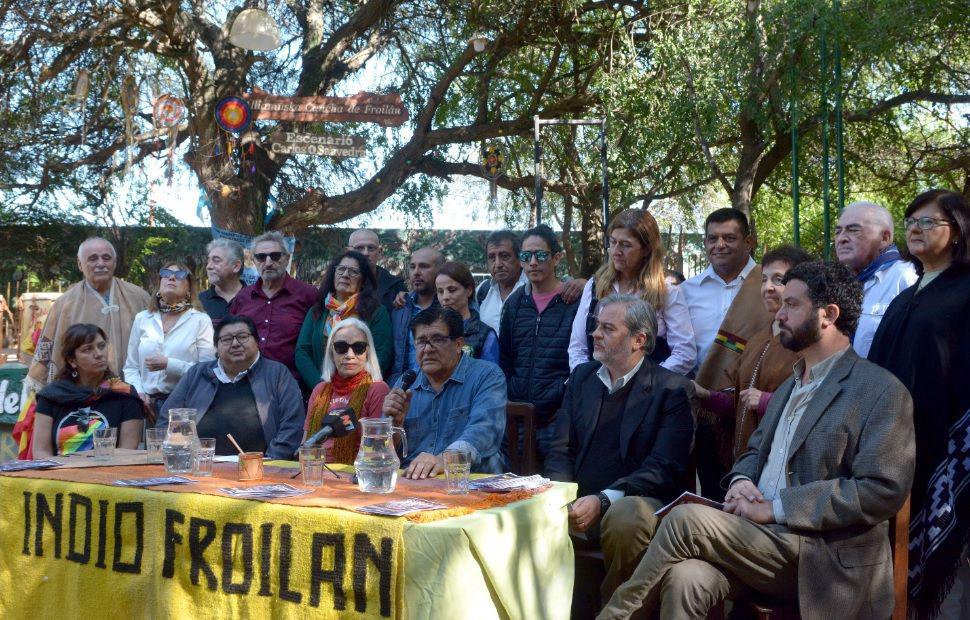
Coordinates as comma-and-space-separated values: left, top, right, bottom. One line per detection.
303, 318, 389, 464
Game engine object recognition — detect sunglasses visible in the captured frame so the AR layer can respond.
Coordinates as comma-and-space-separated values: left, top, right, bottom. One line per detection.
518, 250, 552, 263
254, 252, 284, 263
159, 268, 190, 280
333, 341, 368, 355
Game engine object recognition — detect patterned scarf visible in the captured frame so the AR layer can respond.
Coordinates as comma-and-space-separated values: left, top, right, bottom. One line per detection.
908, 407, 970, 618
306, 370, 372, 464
157, 294, 192, 314
856, 244, 902, 283
324, 293, 358, 336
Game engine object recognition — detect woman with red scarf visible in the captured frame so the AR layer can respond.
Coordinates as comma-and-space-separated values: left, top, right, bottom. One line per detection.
302, 318, 389, 464
296, 250, 392, 390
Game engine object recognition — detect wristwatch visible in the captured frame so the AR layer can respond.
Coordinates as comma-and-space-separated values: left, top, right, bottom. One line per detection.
596, 492, 612, 515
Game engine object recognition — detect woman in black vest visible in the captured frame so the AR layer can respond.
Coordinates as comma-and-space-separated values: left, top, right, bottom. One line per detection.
568, 208, 696, 375
435, 261, 499, 364
869, 189, 970, 619
499, 225, 580, 468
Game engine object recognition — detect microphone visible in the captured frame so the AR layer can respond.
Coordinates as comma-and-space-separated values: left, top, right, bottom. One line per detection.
301, 406, 358, 448
399, 368, 418, 392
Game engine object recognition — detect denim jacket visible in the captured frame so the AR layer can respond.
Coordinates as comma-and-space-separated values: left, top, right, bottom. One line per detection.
393, 354, 507, 473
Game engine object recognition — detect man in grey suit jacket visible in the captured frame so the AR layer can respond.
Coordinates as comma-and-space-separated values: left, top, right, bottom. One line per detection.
598, 261, 915, 620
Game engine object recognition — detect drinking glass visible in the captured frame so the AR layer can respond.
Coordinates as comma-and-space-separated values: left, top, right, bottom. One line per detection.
145, 428, 165, 464
443, 449, 471, 494
299, 446, 326, 487
93, 427, 117, 460
193, 438, 216, 477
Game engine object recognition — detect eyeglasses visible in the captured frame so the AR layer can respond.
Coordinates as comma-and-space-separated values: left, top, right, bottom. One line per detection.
253, 252, 284, 263
335, 266, 362, 277
904, 216, 954, 231
217, 333, 253, 346
833, 224, 864, 237
159, 268, 190, 280
518, 250, 552, 263
333, 341, 368, 355
414, 335, 454, 350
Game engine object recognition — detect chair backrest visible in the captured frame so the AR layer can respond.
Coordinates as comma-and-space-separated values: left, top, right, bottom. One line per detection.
890, 495, 910, 620
506, 401, 537, 475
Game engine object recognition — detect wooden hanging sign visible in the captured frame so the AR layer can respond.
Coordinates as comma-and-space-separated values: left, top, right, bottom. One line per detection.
269, 131, 366, 158
245, 90, 409, 127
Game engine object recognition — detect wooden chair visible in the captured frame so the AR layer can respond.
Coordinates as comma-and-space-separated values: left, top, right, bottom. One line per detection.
722, 495, 911, 620
506, 401, 537, 475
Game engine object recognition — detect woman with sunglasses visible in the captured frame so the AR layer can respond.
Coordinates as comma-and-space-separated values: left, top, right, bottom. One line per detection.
499, 224, 581, 469
868, 189, 970, 618
303, 318, 389, 463
435, 261, 499, 364
568, 208, 696, 375
123, 261, 215, 422
296, 250, 392, 391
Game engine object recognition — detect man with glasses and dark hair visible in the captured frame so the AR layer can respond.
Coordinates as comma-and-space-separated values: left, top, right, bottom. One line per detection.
229, 231, 317, 390
834, 201, 916, 357
382, 307, 507, 479
348, 228, 406, 314
158, 315, 305, 459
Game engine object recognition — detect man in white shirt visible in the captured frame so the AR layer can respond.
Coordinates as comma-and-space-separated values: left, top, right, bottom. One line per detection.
834, 201, 917, 357
682, 209, 770, 500
475, 230, 528, 334
680, 209, 758, 367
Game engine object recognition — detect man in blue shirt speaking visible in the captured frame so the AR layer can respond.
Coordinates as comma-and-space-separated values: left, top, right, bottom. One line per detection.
382, 307, 507, 479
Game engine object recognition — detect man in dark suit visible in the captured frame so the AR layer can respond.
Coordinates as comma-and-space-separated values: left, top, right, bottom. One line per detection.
546, 294, 694, 606
598, 262, 915, 620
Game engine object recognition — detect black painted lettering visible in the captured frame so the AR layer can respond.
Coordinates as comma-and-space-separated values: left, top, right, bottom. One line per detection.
309, 533, 346, 609
162, 509, 185, 579
278, 524, 302, 603
189, 517, 218, 590
221, 523, 254, 595
95, 500, 108, 568
258, 523, 273, 596
34, 492, 63, 558
21, 492, 31, 556
354, 534, 394, 617
66, 493, 92, 564
112, 502, 144, 574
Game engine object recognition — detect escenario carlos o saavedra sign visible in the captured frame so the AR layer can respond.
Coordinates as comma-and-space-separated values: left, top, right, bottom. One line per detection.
268, 132, 366, 158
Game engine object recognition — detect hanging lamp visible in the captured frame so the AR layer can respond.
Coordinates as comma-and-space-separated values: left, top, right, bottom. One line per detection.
229, 8, 281, 51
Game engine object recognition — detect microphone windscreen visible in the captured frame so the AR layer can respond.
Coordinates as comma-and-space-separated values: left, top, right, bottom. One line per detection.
400, 369, 418, 391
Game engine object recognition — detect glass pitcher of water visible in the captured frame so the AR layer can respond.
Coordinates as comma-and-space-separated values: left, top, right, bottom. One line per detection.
162, 408, 200, 474
354, 418, 407, 494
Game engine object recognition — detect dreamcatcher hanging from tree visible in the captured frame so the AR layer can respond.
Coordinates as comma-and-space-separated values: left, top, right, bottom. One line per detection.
152, 93, 185, 185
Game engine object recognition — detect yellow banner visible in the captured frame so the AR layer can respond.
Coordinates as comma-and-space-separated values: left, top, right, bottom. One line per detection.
0, 476, 405, 619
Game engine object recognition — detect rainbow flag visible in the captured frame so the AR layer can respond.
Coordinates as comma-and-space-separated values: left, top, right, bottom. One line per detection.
57, 418, 104, 455
714, 329, 747, 355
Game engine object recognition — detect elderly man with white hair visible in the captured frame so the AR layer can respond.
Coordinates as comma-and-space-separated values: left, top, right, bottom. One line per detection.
834, 200, 917, 357
545, 294, 694, 608
27, 236, 152, 388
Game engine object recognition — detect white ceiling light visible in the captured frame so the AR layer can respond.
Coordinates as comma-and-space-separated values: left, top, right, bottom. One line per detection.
229, 8, 281, 52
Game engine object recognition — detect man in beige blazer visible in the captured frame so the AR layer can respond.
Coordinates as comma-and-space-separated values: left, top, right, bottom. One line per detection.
598, 261, 915, 620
